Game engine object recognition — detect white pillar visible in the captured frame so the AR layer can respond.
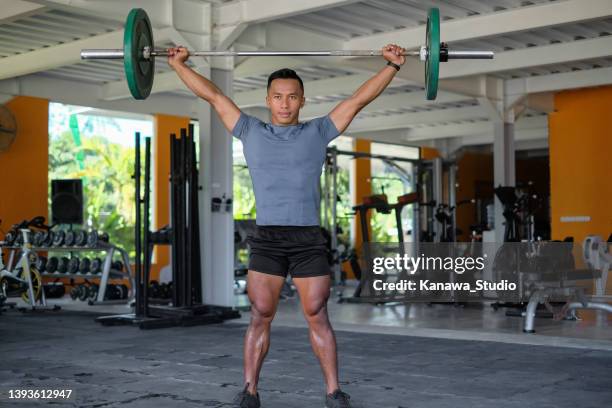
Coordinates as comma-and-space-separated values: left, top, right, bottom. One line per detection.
480, 96, 516, 244
493, 120, 516, 243
432, 157, 444, 242
198, 67, 235, 307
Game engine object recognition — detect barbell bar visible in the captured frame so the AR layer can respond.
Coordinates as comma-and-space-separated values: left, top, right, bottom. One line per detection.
80, 49, 493, 59
80, 7, 494, 100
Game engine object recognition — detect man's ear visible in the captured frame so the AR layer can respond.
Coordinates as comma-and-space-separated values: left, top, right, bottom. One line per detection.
301, 96, 306, 108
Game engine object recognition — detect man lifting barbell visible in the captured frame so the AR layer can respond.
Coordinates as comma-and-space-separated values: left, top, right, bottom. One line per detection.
79, 7, 494, 407
168, 43, 406, 408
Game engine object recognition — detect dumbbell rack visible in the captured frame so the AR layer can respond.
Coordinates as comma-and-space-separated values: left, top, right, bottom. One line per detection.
2, 243, 134, 304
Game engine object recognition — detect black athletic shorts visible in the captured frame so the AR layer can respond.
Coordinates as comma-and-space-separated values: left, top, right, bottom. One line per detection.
247, 225, 331, 278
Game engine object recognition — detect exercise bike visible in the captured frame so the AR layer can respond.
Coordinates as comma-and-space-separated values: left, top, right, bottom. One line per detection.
0, 217, 57, 310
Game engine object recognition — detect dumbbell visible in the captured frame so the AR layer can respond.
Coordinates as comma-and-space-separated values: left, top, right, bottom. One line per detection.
46, 257, 59, 273
70, 284, 86, 300
57, 257, 70, 273
43, 231, 54, 247
52, 230, 65, 246
74, 230, 87, 247
104, 284, 121, 300
79, 257, 91, 274
159, 282, 170, 299
87, 231, 110, 247
88, 284, 99, 302
64, 230, 76, 247
111, 260, 124, 272
90, 257, 103, 274
148, 280, 161, 298
43, 282, 66, 298
115, 284, 129, 300
14, 231, 25, 246
33, 231, 45, 247
36, 256, 47, 274
67, 257, 80, 274
78, 284, 90, 301
3, 230, 16, 246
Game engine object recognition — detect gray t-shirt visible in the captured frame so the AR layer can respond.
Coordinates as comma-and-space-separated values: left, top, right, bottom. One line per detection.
232, 112, 340, 226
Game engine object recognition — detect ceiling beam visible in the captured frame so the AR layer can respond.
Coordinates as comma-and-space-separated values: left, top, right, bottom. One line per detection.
234, 56, 314, 78
345, 0, 612, 51
346, 105, 486, 133
356, 126, 548, 147
405, 115, 546, 141
215, 0, 361, 26
27, 0, 172, 26
300, 90, 471, 119
348, 115, 546, 141
215, 0, 359, 50
0, 27, 173, 81
0, 74, 197, 117
0, 0, 45, 24
341, 57, 487, 98
506, 66, 612, 95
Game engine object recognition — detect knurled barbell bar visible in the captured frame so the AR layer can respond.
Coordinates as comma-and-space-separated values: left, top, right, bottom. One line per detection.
80, 8, 493, 100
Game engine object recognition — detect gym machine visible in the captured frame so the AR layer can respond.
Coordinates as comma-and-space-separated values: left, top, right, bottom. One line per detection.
96, 129, 239, 329
522, 235, 612, 333
322, 146, 420, 285
1, 217, 132, 309
338, 192, 419, 303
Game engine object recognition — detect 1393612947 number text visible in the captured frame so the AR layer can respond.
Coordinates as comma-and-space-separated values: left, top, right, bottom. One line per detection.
6, 389, 73, 399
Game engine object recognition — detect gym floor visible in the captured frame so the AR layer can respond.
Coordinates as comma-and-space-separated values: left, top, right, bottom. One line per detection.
2, 293, 611, 407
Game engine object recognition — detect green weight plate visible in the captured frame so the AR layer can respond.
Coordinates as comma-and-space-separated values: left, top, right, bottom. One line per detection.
425, 8, 440, 100
124, 8, 155, 100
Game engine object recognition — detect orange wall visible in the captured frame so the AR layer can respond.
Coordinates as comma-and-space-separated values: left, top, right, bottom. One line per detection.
420, 146, 440, 160
455, 152, 493, 241
455, 152, 550, 241
0, 97, 49, 231
347, 139, 371, 279
549, 86, 612, 243
151, 114, 190, 281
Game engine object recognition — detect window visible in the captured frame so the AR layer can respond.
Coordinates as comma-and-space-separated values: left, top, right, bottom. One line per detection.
48, 103, 153, 256
233, 137, 256, 219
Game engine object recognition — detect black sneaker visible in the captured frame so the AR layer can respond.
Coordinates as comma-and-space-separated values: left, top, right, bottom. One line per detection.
325, 389, 352, 408
233, 383, 260, 408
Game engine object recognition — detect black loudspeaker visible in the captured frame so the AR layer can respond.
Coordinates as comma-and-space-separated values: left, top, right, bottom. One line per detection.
51, 179, 83, 225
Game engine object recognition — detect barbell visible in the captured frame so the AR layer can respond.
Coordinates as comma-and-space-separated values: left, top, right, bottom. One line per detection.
80, 8, 494, 100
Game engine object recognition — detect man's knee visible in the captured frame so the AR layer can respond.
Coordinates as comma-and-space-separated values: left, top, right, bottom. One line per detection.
303, 300, 329, 325
250, 302, 276, 326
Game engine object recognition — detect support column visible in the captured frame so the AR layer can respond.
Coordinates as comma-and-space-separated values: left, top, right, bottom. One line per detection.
432, 157, 443, 242
494, 121, 516, 243
198, 67, 234, 307
481, 96, 516, 243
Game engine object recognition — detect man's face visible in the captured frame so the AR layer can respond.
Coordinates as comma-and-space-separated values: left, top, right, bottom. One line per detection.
266, 78, 305, 125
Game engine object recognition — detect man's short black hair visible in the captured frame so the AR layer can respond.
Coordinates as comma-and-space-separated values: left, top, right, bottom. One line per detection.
267, 68, 304, 92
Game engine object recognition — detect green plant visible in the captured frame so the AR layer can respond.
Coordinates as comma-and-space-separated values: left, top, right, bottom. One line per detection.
49, 131, 139, 257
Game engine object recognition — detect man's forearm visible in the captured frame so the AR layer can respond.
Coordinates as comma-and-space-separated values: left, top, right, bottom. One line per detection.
172, 63, 223, 102
351, 65, 397, 108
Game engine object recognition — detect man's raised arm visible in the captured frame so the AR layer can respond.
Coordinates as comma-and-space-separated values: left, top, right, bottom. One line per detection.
168, 47, 241, 133
329, 44, 406, 134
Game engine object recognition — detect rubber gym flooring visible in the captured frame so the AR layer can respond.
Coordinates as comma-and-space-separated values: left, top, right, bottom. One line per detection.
1, 309, 611, 408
